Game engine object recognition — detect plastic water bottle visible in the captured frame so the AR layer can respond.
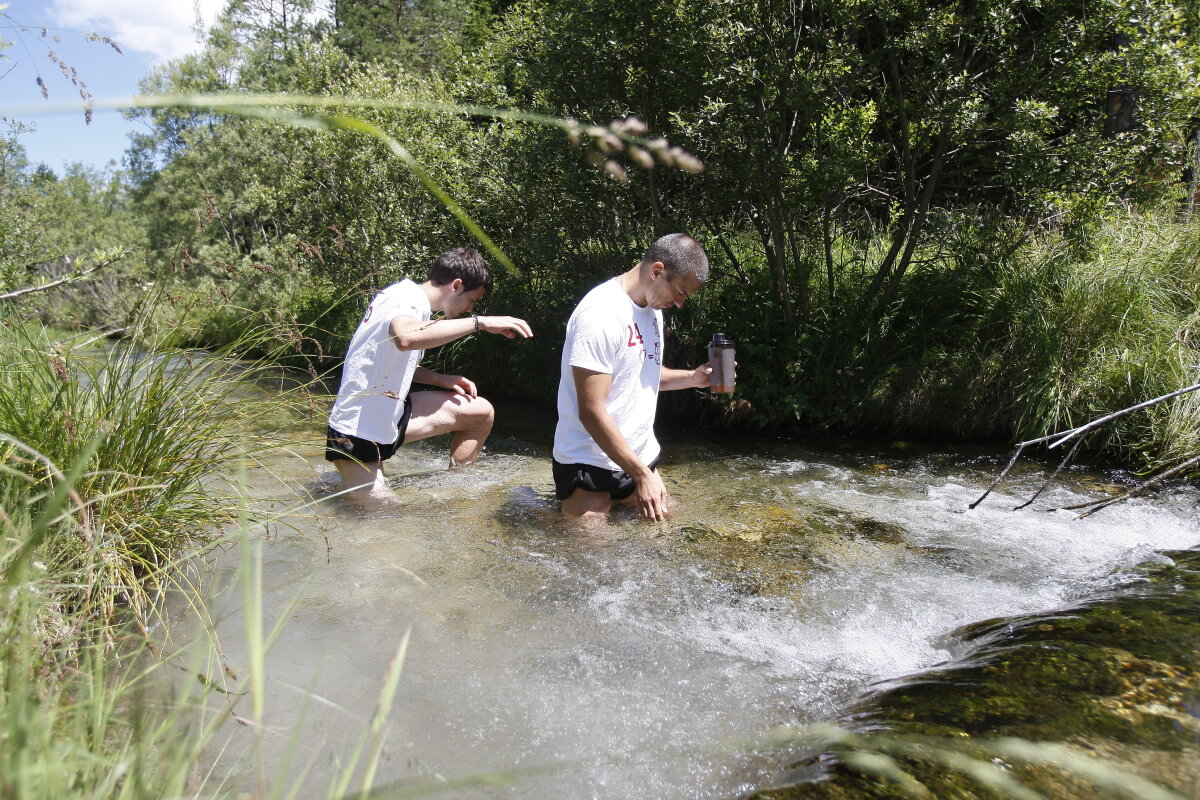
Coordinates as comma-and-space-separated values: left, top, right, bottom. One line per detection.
708, 332, 735, 393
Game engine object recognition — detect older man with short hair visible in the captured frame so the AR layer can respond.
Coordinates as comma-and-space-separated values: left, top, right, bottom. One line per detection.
553, 233, 713, 522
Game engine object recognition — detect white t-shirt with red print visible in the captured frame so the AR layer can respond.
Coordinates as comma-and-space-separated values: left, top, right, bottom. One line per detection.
329, 279, 430, 444
554, 277, 663, 470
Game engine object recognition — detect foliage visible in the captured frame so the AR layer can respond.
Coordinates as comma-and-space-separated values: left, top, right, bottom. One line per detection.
0, 312, 302, 625
0, 125, 43, 288
846, 210, 1200, 465
0, 124, 147, 327
126, 23, 511, 356
478, 0, 1197, 314
105, 0, 1200, 476
332, 0, 501, 71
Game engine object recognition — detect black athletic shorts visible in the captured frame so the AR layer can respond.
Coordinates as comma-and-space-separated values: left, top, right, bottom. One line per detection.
552, 457, 660, 501
325, 396, 413, 463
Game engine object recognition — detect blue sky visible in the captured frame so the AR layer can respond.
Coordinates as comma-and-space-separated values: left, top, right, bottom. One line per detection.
0, 0, 227, 173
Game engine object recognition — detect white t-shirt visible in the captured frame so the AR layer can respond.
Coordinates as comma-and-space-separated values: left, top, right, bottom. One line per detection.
328, 279, 430, 444
553, 277, 663, 470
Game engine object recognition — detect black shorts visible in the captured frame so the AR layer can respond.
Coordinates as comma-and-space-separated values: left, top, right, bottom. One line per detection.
325, 396, 413, 463
552, 457, 660, 501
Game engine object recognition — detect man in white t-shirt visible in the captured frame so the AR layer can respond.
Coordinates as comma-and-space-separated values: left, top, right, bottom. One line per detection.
326, 247, 533, 503
553, 233, 713, 522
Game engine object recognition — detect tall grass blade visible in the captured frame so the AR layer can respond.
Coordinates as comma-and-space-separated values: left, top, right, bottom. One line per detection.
359, 630, 411, 798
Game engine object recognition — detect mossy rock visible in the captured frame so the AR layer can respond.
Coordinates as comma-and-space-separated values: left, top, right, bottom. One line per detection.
749, 549, 1200, 799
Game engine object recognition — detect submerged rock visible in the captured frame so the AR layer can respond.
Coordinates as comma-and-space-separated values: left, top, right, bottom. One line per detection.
750, 550, 1200, 799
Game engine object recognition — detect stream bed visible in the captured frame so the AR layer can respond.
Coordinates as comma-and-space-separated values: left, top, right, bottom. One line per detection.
192, 403, 1200, 798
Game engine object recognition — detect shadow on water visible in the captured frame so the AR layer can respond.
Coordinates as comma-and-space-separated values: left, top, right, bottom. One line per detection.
194, 400, 1200, 799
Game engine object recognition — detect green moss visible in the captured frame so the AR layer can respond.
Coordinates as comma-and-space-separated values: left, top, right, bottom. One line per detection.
752, 552, 1200, 798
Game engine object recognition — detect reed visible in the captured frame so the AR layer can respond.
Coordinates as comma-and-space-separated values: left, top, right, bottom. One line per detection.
0, 424, 210, 799
997, 211, 1200, 465
0, 300, 310, 629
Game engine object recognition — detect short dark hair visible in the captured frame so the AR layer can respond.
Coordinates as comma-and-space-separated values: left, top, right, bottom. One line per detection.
429, 247, 493, 293
643, 233, 709, 283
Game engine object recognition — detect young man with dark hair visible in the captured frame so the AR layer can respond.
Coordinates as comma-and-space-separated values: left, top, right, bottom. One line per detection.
327, 247, 532, 504
553, 233, 713, 522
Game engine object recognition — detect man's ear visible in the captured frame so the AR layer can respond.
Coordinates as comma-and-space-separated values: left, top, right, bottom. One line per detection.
650, 261, 667, 279
451, 278, 464, 293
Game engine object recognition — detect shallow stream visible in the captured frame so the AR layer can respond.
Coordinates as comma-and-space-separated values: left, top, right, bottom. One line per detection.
194, 403, 1200, 798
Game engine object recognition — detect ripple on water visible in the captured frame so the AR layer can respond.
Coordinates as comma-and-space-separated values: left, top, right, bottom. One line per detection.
194, 425, 1200, 800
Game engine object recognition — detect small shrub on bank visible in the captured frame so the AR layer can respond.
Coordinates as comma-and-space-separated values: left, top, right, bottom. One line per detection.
0, 311, 299, 627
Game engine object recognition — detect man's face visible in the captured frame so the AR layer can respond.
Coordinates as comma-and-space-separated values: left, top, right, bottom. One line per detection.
447, 283, 487, 318
648, 267, 702, 310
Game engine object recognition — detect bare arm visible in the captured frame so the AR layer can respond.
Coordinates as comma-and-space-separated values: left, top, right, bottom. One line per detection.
660, 364, 712, 391
413, 365, 477, 398
573, 366, 670, 521
390, 315, 533, 351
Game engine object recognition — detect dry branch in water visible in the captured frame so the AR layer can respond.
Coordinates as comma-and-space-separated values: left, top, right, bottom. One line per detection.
969, 382, 1200, 516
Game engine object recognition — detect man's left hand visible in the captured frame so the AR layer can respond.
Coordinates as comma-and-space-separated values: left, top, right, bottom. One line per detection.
441, 374, 478, 398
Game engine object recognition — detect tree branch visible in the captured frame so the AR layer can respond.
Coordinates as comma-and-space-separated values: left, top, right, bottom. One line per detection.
1059, 454, 1200, 518
970, 382, 1200, 510
1040, 383, 1200, 451
0, 249, 132, 301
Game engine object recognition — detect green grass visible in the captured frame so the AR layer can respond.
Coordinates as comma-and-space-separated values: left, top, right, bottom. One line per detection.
0, 314, 301, 626
764, 207, 1200, 473
993, 211, 1200, 465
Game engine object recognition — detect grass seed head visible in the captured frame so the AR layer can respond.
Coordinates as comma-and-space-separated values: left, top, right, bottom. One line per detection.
603, 159, 628, 182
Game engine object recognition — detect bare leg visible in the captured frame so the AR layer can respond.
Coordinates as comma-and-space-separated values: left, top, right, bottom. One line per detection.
404, 391, 495, 467
333, 458, 401, 506
560, 487, 612, 517
560, 487, 617, 536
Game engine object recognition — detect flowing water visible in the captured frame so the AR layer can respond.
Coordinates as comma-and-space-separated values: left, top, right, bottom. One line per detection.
193, 403, 1200, 798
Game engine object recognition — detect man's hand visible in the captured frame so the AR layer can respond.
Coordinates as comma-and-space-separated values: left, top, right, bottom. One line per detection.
660, 362, 718, 391
477, 316, 533, 339
634, 469, 671, 522
436, 373, 478, 398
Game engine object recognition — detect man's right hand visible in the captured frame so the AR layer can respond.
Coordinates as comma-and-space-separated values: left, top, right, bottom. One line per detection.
634, 469, 671, 522
478, 316, 533, 339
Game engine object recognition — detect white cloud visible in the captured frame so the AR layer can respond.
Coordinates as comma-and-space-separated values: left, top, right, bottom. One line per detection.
49, 0, 228, 64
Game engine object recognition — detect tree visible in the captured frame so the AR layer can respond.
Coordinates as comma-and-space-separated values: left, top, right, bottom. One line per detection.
451, 0, 1198, 430
482, 0, 1194, 325
332, 0, 496, 71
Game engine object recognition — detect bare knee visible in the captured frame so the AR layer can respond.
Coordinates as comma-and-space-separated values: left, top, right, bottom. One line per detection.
459, 395, 494, 431
561, 488, 612, 518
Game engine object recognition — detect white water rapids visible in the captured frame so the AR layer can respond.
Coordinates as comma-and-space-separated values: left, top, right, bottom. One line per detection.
193, 415, 1200, 799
